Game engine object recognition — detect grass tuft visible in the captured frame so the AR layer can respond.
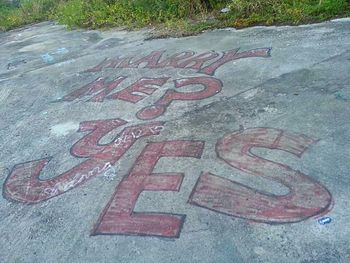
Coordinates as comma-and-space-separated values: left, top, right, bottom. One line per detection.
0, 0, 349, 35
226, 0, 350, 27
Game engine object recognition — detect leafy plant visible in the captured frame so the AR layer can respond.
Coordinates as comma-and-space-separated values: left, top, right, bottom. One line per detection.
0, 0, 350, 34
227, 0, 350, 27
0, 0, 59, 30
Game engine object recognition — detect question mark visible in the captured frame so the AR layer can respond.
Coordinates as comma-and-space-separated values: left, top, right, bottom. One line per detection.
136, 76, 222, 120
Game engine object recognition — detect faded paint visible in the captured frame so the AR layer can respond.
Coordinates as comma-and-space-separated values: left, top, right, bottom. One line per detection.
189, 128, 332, 224
4, 119, 164, 203
92, 140, 204, 238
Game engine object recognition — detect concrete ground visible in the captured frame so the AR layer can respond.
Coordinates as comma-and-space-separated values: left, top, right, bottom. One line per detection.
0, 19, 349, 262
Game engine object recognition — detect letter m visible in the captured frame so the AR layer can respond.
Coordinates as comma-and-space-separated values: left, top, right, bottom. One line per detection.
63, 77, 126, 102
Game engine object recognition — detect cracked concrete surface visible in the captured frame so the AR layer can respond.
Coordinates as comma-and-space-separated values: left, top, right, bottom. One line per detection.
0, 19, 350, 262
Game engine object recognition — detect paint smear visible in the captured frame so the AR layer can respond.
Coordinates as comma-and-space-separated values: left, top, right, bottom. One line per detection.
53, 48, 69, 55
51, 122, 78, 136
41, 53, 54, 63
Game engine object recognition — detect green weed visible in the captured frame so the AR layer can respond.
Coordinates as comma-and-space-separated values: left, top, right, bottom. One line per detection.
0, 0, 349, 35
0, 0, 58, 31
226, 0, 350, 27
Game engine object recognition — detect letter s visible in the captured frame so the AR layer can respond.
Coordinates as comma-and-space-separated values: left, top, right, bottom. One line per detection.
189, 128, 332, 223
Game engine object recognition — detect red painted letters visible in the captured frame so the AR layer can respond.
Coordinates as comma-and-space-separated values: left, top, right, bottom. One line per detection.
189, 128, 332, 223
63, 77, 126, 102
92, 140, 204, 237
4, 119, 164, 203
84, 48, 271, 75
125, 51, 165, 68
108, 77, 169, 103
175, 51, 219, 70
3, 46, 334, 238
199, 48, 271, 75
152, 51, 196, 68
137, 76, 222, 120
64, 48, 272, 119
